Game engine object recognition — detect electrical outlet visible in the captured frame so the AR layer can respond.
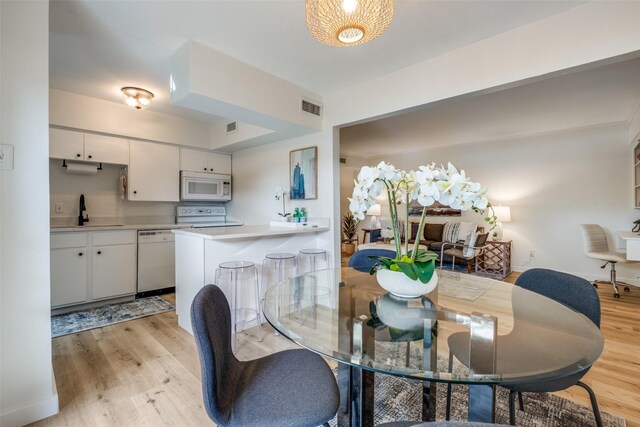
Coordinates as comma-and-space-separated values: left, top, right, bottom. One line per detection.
530, 250, 536, 258
55, 202, 64, 213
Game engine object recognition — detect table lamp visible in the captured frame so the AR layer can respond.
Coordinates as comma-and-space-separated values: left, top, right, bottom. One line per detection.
492, 205, 511, 240
366, 204, 381, 229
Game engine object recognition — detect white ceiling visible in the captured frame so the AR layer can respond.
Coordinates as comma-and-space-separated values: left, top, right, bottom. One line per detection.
49, 0, 585, 123
340, 57, 640, 158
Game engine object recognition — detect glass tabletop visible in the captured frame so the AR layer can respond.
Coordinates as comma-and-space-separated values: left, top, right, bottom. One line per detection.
262, 268, 604, 385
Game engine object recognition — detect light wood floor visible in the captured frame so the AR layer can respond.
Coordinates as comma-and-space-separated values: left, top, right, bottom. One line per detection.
32, 278, 640, 426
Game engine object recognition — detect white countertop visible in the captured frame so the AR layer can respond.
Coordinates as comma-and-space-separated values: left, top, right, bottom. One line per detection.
50, 223, 194, 233
617, 231, 640, 240
172, 224, 330, 240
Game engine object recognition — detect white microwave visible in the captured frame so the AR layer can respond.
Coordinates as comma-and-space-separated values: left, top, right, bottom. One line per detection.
180, 171, 231, 202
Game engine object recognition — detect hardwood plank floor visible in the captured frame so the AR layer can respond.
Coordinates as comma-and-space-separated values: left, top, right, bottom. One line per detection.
32, 277, 640, 426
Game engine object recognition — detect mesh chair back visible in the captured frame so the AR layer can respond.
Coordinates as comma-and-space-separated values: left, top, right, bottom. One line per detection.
191, 285, 237, 425
348, 249, 396, 272
580, 224, 609, 254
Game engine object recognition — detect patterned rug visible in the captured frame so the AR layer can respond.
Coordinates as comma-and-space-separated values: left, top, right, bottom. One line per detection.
51, 296, 174, 338
330, 361, 625, 426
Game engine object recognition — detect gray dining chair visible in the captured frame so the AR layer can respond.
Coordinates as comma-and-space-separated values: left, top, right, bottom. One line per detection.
348, 248, 396, 272
446, 268, 602, 427
191, 284, 340, 427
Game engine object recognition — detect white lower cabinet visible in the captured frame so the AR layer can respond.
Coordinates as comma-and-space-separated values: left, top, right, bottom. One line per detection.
51, 247, 88, 307
92, 243, 136, 299
50, 230, 137, 308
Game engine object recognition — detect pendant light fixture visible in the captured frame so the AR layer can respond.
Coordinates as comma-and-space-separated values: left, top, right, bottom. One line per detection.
306, 0, 394, 47
121, 87, 154, 110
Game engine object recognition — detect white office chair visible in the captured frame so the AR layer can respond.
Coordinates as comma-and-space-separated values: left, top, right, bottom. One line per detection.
580, 224, 635, 298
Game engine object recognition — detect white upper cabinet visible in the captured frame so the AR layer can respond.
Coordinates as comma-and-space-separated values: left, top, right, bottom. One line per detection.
84, 133, 129, 164
181, 147, 231, 175
129, 140, 180, 202
50, 128, 129, 165
50, 128, 84, 160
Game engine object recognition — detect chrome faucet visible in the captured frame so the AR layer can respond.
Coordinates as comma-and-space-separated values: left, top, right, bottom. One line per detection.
78, 194, 89, 226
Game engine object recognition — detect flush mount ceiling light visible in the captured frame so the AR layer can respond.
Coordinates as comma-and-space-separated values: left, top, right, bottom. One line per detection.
121, 87, 154, 110
306, 0, 394, 47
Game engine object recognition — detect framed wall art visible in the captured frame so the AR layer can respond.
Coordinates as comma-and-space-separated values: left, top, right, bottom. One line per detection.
290, 146, 317, 200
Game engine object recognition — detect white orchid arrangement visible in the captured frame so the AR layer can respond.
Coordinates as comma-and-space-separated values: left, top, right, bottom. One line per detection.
275, 186, 291, 218
349, 161, 496, 283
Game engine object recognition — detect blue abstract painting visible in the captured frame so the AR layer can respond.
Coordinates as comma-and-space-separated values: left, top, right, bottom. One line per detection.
290, 146, 317, 199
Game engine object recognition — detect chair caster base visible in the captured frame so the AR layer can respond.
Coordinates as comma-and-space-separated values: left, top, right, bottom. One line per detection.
624, 286, 631, 292
614, 293, 620, 299
592, 283, 598, 289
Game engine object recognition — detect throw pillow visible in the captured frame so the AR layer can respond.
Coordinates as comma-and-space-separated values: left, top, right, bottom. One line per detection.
442, 222, 461, 243
458, 222, 478, 243
424, 223, 444, 241
410, 222, 419, 241
463, 232, 480, 258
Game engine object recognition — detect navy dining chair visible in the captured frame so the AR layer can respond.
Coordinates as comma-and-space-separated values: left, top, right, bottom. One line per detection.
348, 248, 396, 272
446, 268, 602, 426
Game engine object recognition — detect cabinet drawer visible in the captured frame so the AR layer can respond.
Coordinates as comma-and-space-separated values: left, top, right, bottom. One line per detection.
51, 232, 88, 249
92, 230, 136, 246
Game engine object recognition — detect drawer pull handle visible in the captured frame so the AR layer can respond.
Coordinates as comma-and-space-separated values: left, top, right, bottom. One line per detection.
78, 252, 83, 256
97, 251, 102, 255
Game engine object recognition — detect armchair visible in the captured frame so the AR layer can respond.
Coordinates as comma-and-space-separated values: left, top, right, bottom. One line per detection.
440, 233, 489, 273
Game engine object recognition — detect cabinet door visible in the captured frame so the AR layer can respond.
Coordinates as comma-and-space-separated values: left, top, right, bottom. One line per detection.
50, 128, 84, 160
180, 147, 209, 172
129, 140, 179, 201
92, 243, 137, 299
51, 247, 88, 307
208, 152, 232, 174
84, 133, 129, 165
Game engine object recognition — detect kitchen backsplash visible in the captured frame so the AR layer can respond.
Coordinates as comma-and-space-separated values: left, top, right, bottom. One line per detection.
49, 159, 178, 225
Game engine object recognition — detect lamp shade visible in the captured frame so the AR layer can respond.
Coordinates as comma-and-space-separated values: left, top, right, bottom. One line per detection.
493, 206, 511, 222
306, 0, 394, 47
366, 204, 381, 216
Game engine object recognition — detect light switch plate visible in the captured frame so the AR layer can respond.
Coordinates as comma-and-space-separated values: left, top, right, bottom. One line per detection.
0, 144, 14, 170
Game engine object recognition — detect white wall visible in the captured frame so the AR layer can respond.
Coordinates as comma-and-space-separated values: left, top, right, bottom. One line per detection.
358, 123, 638, 283
226, 129, 337, 262
49, 160, 176, 225
0, 1, 59, 425
50, 89, 214, 149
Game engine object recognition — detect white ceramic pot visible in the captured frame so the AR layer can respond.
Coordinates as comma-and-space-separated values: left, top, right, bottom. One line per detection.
375, 269, 438, 298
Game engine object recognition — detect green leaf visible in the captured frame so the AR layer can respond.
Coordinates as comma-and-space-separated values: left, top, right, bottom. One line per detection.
394, 261, 419, 280
414, 260, 435, 284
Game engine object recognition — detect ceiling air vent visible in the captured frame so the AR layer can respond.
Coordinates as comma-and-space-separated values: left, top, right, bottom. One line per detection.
301, 98, 322, 117
226, 121, 237, 134
340, 157, 347, 164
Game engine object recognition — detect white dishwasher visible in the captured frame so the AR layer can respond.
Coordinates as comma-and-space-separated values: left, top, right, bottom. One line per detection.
137, 229, 176, 295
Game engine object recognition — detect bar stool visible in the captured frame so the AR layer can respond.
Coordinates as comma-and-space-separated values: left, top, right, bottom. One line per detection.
214, 261, 262, 352
297, 248, 330, 273
262, 253, 297, 333
297, 249, 332, 310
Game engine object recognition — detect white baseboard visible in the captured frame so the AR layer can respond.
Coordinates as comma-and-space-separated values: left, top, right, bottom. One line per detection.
0, 368, 59, 427
511, 265, 640, 288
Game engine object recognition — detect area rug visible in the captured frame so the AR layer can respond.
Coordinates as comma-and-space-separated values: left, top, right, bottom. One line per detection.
51, 296, 174, 338
437, 278, 494, 302
330, 356, 625, 427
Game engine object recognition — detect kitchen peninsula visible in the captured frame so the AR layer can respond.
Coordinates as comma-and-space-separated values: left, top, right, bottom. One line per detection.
173, 221, 331, 334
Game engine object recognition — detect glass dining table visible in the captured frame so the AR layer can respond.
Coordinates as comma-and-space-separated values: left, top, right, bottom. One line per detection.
262, 268, 603, 427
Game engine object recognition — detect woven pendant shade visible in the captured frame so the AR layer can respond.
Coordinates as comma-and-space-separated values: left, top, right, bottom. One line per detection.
306, 0, 394, 47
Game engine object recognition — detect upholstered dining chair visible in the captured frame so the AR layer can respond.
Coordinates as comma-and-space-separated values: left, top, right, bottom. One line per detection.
191, 284, 339, 427
440, 233, 489, 273
580, 223, 636, 298
446, 268, 603, 427
348, 248, 396, 272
